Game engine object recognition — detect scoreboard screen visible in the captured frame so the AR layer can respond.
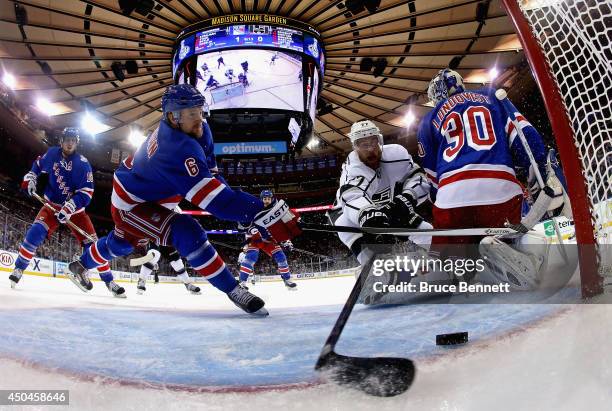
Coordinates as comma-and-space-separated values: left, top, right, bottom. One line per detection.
194, 25, 303, 54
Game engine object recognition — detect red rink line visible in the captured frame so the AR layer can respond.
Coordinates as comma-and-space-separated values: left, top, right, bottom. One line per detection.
181, 204, 332, 216
0, 353, 322, 394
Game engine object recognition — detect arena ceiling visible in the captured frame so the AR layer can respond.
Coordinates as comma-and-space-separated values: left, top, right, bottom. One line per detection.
0, 0, 526, 154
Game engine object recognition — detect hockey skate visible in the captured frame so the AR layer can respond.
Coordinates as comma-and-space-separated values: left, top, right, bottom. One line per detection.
283, 278, 297, 290
106, 281, 126, 298
66, 260, 93, 292
184, 282, 201, 295
227, 284, 268, 316
136, 278, 146, 295
9, 268, 23, 289
238, 281, 249, 290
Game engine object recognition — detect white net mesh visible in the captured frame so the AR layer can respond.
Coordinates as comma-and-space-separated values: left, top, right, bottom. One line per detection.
518, 0, 612, 280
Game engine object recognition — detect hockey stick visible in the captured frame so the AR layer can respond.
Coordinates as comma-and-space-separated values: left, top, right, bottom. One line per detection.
31, 192, 96, 243
314, 256, 415, 397
129, 251, 156, 266
292, 247, 333, 260
300, 222, 522, 237
32, 192, 151, 267
495, 89, 568, 259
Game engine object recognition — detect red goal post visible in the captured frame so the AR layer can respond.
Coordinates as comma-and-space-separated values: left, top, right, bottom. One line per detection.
501, 0, 611, 297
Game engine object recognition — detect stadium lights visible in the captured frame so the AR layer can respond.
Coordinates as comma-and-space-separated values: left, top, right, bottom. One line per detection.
489, 67, 499, 81
80, 112, 110, 135
35, 97, 59, 116
403, 111, 416, 128
307, 138, 318, 150
128, 129, 146, 148
2, 72, 16, 89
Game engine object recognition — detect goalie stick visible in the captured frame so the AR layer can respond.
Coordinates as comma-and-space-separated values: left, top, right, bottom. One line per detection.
495, 89, 568, 259
315, 256, 415, 397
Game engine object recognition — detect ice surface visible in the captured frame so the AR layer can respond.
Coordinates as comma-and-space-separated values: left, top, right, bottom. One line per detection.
1, 273, 611, 410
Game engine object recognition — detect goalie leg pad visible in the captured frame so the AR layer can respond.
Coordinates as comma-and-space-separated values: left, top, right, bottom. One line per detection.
479, 236, 545, 290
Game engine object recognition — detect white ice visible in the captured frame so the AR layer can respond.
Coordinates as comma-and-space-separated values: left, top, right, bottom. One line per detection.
1, 273, 611, 411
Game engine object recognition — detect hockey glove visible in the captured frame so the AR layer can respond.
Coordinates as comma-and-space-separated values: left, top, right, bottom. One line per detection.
388, 193, 424, 228
358, 205, 391, 228
21, 171, 37, 197
253, 199, 301, 242
57, 199, 77, 224
358, 205, 392, 245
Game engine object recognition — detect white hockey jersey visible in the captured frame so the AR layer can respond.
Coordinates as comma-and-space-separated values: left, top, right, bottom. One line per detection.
330, 144, 431, 225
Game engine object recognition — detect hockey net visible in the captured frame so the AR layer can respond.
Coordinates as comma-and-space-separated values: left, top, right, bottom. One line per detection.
504, 0, 611, 296
210, 82, 246, 106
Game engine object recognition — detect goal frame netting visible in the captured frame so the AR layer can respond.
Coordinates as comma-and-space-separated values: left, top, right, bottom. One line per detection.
501, 0, 609, 297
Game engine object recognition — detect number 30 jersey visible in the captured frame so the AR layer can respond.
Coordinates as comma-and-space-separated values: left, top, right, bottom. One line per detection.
417, 88, 546, 209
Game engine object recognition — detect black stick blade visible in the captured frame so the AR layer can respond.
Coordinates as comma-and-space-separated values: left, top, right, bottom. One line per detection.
315, 352, 416, 397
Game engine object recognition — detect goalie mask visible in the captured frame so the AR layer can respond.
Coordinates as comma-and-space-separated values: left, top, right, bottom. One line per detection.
428, 69, 465, 105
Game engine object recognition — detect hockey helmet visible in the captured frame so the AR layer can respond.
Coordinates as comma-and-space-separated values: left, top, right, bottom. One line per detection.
428, 69, 464, 105
260, 189, 274, 199
161, 84, 207, 121
348, 120, 383, 147
60, 127, 80, 144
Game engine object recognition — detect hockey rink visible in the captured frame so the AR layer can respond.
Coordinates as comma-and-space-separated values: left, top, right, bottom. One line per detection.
195, 49, 303, 111
1, 271, 611, 410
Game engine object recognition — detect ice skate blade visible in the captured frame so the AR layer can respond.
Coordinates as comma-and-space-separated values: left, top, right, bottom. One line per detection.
136, 289, 145, 295
249, 307, 269, 317
112, 293, 127, 299
66, 273, 91, 293
286, 286, 298, 291
10, 281, 17, 289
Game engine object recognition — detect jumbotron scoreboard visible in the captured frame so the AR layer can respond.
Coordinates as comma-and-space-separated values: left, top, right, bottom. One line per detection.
172, 14, 326, 154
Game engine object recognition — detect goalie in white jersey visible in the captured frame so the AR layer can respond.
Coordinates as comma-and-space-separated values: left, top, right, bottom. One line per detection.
328, 120, 434, 264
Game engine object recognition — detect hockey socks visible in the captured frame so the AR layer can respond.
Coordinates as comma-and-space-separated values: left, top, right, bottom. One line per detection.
15, 223, 47, 270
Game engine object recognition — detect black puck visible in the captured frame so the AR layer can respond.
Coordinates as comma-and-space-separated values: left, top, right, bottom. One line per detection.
436, 332, 468, 346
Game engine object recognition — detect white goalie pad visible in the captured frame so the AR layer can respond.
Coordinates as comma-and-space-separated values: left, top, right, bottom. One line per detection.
479, 232, 578, 290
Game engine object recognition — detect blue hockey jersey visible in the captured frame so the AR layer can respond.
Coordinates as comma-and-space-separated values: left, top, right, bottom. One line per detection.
111, 120, 262, 222
417, 88, 546, 208
30, 147, 94, 211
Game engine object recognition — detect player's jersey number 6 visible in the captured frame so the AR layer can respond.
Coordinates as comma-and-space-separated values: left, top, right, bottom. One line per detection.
441, 106, 497, 162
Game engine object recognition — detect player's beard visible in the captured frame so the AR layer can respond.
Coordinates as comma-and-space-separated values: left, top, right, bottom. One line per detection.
183, 122, 203, 139
360, 149, 381, 170
188, 126, 203, 138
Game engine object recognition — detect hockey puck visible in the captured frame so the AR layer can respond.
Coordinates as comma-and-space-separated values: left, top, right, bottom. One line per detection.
436, 332, 468, 346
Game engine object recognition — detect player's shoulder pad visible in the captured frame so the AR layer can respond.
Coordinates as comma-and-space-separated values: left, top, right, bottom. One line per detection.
79, 154, 90, 163
381, 144, 411, 162
47, 146, 61, 156
473, 87, 497, 101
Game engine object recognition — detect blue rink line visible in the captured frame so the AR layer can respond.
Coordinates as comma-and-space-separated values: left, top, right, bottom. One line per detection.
0, 291, 578, 388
